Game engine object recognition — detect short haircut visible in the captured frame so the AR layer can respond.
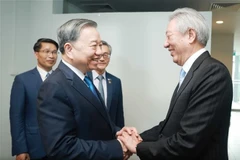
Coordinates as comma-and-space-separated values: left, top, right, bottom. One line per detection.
57, 19, 97, 53
101, 40, 112, 55
170, 7, 209, 46
33, 38, 59, 52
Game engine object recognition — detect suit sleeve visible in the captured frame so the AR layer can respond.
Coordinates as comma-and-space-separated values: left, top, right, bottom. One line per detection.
37, 81, 123, 160
115, 79, 124, 128
140, 121, 165, 142
136, 63, 232, 159
9, 75, 28, 155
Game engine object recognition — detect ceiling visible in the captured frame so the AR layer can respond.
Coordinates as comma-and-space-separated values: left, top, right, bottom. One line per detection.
66, 0, 211, 12
66, 0, 240, 12
212, 4, 240, 35
65, 0, 240, 35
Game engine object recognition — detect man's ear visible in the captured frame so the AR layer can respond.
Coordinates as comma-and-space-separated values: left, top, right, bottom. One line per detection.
188, 28, 197, 44
34, 52, 39, 59
64, 43, 74, 59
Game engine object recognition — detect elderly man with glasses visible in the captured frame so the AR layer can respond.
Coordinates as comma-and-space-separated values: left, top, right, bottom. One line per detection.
87, 40, 125, 129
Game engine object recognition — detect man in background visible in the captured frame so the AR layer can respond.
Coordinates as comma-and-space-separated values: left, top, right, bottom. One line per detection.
118, 7, 233, 160
37, 19, 127, 160
10, 38, 58, 160
87, 40, 124, 128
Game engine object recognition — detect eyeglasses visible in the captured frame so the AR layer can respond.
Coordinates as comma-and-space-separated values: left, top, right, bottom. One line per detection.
99, 53, 111, 60
38, 50, 58, 56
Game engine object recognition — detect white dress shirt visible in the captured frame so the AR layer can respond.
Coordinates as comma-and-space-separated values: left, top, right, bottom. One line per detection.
181, 48, 207, 79
37, 65, 53, 81
62, 59, 86, 81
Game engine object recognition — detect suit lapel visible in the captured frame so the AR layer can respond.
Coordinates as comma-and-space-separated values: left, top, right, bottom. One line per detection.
59, 62, 111, 126
164, 52, 211, 123
106, 72, 113, 111
168, 85, 179, 111
177, 51, 210, 96
87, 71, 106, 107
31, 68, 42, 90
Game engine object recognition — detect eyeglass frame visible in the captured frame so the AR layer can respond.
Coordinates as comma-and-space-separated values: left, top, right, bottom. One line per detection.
38, 49, 59, 56
99, 53, 111, 60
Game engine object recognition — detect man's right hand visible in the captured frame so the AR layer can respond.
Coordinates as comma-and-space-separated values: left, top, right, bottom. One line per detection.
116, 126, 142, 142
16, 153, 30, 160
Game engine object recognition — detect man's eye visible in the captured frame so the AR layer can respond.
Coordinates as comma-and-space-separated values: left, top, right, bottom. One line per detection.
166, 35, 172, 39
91, 45, 97, 48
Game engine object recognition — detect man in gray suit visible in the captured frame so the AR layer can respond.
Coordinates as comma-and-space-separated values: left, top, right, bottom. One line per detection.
87, 40, 124, 128
118, 7, 233, 160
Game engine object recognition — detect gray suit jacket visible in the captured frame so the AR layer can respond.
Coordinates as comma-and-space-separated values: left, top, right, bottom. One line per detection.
137, 51, 233, 160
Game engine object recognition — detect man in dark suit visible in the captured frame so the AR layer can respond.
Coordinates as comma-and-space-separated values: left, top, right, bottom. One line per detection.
10, 38, 58, 160
37, 19, 127, 160
87, 40, 124, 128
118, 8, 233, 160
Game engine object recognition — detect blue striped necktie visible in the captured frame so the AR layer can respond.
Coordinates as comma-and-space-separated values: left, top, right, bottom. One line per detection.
46, 72, 50, 78
44, 72, 50, 81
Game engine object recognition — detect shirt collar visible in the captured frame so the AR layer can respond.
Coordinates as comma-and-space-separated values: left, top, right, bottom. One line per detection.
182, 48, 207, 73
37, 65, 53, 76
62, 59, 85, 80
92, 70, 106, 80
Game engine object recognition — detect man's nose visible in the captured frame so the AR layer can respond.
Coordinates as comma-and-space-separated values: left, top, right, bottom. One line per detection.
95, 45, 102, 55
163, 40, 169, 48
98, 55, 105, 61
48, 53, 54, 58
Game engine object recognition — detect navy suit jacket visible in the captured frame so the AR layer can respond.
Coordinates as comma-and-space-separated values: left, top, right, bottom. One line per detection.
137, 52, 233, 160
10, 68, 46, 159
37, 61, 123, 160
87, 71, 124, 128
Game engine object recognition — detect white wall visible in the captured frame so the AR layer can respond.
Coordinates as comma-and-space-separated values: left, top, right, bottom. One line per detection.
211, 33, 234, 75
0, 0, 212, 159
1, 1, 17, 159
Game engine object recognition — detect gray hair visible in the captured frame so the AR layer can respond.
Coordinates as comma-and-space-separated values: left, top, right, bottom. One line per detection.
101, 40, 112, 55
57, 19, 97, 53
170, 8, 209, 46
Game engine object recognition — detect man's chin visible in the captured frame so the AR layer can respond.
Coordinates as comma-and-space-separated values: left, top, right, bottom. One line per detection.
96, 66, 105, 70
88, 64, 98, 71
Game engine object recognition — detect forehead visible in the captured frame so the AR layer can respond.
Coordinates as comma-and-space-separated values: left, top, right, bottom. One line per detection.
79, 26, 101, 42
166, 19, 178, 34
102, 45, 109, 53
40, 42, 57, 49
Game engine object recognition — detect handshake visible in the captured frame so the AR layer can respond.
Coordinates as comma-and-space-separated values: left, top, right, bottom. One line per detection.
116, 127, 143, 160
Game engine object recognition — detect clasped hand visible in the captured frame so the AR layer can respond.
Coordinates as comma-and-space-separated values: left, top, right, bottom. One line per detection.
116, 127, 143, 160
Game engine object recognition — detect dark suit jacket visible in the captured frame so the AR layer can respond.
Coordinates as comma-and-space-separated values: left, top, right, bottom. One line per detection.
10, 68, 46, 159
87, 71, 124, 128
37, 61, 123, 160
137, 51, 233, 160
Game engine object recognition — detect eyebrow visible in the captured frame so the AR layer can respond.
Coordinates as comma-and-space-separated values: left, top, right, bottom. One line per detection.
166, 31, 171, 34
90, 39, 102, 43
